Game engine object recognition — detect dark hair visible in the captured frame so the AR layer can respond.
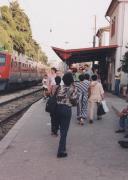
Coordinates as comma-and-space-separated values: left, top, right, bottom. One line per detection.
117, 67, 121, 72
55, 76, 61, 85
85, 73, 90, 80
51, 67, 57, 73
44, 74, 47, 77
62, 72, 74, 86
72, 68, 77, 73
91, 74, 97, 81
79, 74, 85, 81
84, 64, 89, 67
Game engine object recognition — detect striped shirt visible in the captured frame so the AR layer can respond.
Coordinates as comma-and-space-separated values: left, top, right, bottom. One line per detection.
76, 80, 90, 97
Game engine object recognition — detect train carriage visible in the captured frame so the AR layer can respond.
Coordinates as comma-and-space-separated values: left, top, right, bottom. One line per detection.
0, 51, 45, 91
0, 52, 11, 90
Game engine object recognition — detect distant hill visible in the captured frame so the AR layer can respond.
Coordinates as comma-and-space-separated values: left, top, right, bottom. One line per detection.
0, 0, 47, 64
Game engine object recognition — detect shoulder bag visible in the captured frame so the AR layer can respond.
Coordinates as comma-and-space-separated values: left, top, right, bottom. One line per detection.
45, 86, 60, 113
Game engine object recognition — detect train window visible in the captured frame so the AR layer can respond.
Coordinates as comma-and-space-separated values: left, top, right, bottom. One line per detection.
0, 55, 6, 66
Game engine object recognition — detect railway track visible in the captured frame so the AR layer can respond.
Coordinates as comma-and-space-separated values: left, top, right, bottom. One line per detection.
0, 88, 43, 140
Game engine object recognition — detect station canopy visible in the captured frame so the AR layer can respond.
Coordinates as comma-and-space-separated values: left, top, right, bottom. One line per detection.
52, 45, 117, 64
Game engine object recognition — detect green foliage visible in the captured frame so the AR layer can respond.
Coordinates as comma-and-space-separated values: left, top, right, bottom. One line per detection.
0, 1, 47, 64
122, 51, 128, 73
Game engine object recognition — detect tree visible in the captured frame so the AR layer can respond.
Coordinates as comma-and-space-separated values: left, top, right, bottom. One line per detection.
122, 50, 128, 73
0, 1, 48, 64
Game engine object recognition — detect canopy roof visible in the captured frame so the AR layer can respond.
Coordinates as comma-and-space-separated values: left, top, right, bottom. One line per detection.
52, 45, 117, 64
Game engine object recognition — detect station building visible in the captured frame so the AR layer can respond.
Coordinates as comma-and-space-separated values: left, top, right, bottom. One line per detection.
52, 0, 128, 91
105, 0, 128, 90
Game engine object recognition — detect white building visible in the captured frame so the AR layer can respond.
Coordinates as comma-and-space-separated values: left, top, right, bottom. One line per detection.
96, 26, 110, 47
105, 0, 128, 89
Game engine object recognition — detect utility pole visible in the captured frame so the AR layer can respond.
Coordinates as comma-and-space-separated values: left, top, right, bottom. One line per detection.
93, 15, 97, 48
92, 15, 97, 66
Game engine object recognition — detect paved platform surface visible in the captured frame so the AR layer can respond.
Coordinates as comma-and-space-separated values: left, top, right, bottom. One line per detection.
0, 86, 42, 105
0, 94, 127, 180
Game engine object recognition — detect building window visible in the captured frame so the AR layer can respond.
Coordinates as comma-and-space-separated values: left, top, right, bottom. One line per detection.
111, 16, 116, 37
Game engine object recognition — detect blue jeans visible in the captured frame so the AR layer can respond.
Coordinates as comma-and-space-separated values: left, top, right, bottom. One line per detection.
56, 104, 71, 153
50, 112, 59, 134
119, 116, 128, 132
115, 79, 120, 96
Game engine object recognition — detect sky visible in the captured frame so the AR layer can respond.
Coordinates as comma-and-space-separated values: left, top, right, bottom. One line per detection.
0, 0, 112, 64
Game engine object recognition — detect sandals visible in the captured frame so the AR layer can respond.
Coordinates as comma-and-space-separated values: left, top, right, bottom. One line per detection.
79, 118, 84, 125
89, 120, 93, 124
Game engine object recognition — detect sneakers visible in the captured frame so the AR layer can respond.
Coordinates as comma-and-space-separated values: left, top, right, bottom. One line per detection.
124, 134, 128, 138
118, 141, 128, 148
97, 116, 102, 120
79, 118, 84, 125
57, 152, 68, 158
115, 129, 125, 133
51, 132, 58, 137
89, 120, 93, 124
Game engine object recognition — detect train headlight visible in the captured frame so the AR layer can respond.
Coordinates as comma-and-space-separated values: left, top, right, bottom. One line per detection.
0, 74, 2, 78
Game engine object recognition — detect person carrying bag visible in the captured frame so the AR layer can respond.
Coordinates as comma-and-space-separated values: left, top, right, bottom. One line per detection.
89, 74, 104, 123
45, 86, 60, 114
45, 76, 61, 136
55, 73, 77, 158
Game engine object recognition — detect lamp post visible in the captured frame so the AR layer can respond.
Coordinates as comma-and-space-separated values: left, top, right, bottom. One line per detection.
93, 15, 97, 48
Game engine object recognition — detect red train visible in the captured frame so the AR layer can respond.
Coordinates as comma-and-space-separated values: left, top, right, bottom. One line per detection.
0, 51, 46, 91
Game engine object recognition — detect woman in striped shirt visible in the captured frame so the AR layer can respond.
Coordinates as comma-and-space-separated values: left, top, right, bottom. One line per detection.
76, 74, 90, 125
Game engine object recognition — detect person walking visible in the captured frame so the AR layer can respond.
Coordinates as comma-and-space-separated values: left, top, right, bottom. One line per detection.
115, 67, 121, 96
84, 64, 93, 77
88, 75, 104, 124
56, 73, 77, 158
76, 74, 90, 125
50, 76, 61, 136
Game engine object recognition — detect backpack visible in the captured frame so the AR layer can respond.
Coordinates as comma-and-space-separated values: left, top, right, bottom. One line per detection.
45, 86, 60, 113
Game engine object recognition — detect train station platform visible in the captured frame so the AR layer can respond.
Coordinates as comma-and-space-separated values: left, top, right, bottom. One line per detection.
0, 94, 127, 180
0, 86, 42, 105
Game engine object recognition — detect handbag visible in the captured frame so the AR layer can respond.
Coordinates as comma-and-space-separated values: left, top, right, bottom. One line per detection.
97, 103, 106, 116
101, 100, 109, 113
45, 86, 60, 113
68, 86, 78, 106
70, 97, 78, 106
